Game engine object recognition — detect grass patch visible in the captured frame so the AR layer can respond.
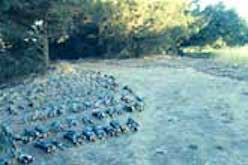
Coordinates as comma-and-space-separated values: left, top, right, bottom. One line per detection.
211, 46, 248, 65
183, 45, 248, 65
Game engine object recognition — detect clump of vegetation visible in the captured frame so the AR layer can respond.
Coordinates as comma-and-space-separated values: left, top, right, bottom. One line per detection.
51, 0, 194, 58
211, 46, 248, 65
0, 0, 51, 82
183, 45, 248, 64
183, 2, 248, 48
182, 1, 248, 64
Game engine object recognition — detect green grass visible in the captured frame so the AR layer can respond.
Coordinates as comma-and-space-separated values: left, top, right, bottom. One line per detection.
184, 45, 248, 65
211, 46, 248, 65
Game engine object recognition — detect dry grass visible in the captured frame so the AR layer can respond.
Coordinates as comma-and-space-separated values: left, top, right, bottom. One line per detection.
212, 46, 248, 65
57, 62, 76, 74
184, 45, 248, 65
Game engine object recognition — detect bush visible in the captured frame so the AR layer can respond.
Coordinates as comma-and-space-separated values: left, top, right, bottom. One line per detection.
0, 0, 50, 82
50, 0, 194, 58
0, 20, 49, 83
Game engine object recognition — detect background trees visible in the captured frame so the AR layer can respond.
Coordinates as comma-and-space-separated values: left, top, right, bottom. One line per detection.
0, 0, 248, 82
0, 0, 51, 82
50, 0, 194, 58
183, 2, 248, 48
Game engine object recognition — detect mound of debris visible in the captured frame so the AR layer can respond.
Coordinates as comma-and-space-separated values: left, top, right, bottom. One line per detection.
0, 66, 145, 164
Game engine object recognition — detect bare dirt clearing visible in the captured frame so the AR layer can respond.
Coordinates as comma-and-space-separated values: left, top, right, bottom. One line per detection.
70, 56, 248, 165
1, 56, 248, 165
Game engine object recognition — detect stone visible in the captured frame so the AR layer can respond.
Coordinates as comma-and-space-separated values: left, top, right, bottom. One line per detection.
126, 118, 140, 132
93, 126, 107, 140
110, 121, 122, 135
0, 70, 144, 163
82, 127, 97, 142
18, 154, 34, 165
92, 111, 106, 120
188, 144, 198, 150
34, 140, 57, 153
64, 130, 83, 145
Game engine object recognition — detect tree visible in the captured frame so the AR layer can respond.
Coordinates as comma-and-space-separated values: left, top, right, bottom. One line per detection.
0, 0, 52, 81
183, 2, 248, 47
0, 0, 78, 81
0, 0, 195, 81
52, 0, 194, 58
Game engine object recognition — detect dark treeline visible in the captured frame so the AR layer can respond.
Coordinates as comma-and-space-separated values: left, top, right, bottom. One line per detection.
0, 0, 248, 82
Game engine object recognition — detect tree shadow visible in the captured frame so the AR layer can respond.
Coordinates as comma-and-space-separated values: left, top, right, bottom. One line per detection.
49, 23, 103, 60
183, 52, 214, 59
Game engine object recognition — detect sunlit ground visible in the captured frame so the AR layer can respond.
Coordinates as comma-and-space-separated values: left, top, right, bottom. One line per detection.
212, 46, 248, 65
184, 45, 248, 66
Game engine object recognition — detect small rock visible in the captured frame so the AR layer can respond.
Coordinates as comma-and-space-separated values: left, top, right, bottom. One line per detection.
167, 116, 178, 122
242, 91, 248, 96
155, 148, 168, 155
18, 154, 34, 165
188, 144, 198, 150
215, 145, 224, 151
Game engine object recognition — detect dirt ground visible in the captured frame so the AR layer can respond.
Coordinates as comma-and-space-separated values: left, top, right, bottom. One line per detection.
2, 55, 248, 165
42, 56, 247, 165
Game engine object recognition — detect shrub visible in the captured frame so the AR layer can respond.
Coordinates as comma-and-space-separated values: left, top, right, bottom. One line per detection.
51, 0, 194, 58
0, 0, 50, 82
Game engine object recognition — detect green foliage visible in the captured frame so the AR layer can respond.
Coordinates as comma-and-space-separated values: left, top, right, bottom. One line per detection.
71, 0, 194, 57
212, 46, 248, 65
0, 0, 50, 82
1, 0, 194, 59
48, 0, 194, 58
184, 2, 248, 48
184, 45, 248, 65
0, 0, 195, 81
